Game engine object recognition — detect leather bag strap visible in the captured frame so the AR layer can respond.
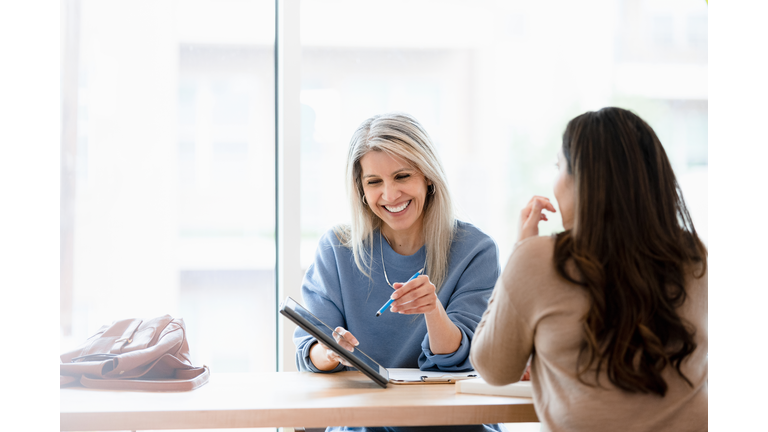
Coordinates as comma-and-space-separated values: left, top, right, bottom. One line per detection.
78, 366, 209, 392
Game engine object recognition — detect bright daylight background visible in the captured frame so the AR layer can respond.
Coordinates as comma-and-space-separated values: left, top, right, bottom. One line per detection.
60, 2, 707, 430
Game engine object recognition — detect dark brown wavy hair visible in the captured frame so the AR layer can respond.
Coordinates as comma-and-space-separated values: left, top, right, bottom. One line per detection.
553, 107, 707, 396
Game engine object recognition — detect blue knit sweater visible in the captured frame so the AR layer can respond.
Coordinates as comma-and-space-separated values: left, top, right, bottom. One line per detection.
294, 221, 500, 373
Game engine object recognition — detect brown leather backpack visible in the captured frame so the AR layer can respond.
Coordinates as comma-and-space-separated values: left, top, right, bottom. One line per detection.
60, 315, 209, 391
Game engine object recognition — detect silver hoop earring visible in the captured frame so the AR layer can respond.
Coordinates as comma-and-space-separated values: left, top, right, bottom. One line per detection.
428, 184, 436, 195
362, 195, 368, 205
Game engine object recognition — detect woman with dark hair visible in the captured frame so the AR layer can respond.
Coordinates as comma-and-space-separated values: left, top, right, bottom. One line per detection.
470, 107, 707, 431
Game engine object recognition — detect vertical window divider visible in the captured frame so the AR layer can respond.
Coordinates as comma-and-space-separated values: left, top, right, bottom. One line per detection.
275, 0, 302, 373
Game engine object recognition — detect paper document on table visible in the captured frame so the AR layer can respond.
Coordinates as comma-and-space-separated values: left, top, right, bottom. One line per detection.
388, 368, 478, 384
455, 377, 533, 398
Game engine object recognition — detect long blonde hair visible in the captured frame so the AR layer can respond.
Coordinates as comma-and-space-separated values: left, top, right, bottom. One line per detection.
334, 113, 456, 292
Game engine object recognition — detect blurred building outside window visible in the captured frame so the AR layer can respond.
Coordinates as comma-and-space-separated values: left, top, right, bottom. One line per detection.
299, 0, 708, 271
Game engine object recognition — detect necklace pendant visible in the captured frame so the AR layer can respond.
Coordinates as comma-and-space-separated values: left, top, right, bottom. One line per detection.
379, 230, 426, 289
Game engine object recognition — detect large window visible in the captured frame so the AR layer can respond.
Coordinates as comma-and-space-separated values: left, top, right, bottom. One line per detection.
60, 0, 277, 375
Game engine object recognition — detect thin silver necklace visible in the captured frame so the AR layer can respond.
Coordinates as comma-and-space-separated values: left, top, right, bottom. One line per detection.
380, 230, 426, 288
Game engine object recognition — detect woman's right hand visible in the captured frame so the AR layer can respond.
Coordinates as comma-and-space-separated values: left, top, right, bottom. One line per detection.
517, 195, 557, 243
309, 327, 359, 371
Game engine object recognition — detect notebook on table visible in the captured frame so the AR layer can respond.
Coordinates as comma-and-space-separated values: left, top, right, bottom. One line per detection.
455, 377, 533, 398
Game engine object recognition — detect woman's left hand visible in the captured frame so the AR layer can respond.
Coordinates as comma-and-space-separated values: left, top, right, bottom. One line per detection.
517, 195, 557, 243
390, 275, 439, 315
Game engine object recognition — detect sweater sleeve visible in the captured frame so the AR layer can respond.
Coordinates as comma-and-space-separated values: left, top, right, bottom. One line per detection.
418, 230, 500, 372
293, 232, 347, 373
470, 238, 538, 385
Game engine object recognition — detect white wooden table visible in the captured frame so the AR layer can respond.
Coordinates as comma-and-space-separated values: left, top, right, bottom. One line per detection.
60, 371, 537, 430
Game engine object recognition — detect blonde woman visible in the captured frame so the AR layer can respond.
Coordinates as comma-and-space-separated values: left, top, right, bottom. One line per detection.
294, 113, 503, 432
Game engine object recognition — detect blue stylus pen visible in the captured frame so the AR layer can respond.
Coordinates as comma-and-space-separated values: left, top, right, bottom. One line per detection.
375, 270, 422, 317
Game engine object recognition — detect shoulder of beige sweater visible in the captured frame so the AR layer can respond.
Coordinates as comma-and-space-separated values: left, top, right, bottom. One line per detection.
508, 235, 556, 262
494, 235, 564, 320
502, 235, 557, 278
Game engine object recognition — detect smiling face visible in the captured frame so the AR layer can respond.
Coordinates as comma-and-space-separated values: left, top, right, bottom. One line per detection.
359, 150, 431, 241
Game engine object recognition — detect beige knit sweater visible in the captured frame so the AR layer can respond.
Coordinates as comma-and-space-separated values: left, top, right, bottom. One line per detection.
470, 236, 707, 432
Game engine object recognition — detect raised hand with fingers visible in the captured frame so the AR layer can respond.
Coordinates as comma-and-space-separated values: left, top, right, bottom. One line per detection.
517, 195, 557, 243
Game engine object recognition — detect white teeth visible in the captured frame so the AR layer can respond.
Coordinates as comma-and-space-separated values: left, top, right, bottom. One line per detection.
385, 200, 410, 213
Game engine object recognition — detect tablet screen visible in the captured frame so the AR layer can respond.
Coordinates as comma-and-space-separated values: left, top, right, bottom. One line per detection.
280, 296, 389, 388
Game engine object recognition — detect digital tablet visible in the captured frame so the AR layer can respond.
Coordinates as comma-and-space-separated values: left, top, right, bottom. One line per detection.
279, 296, 390, 388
